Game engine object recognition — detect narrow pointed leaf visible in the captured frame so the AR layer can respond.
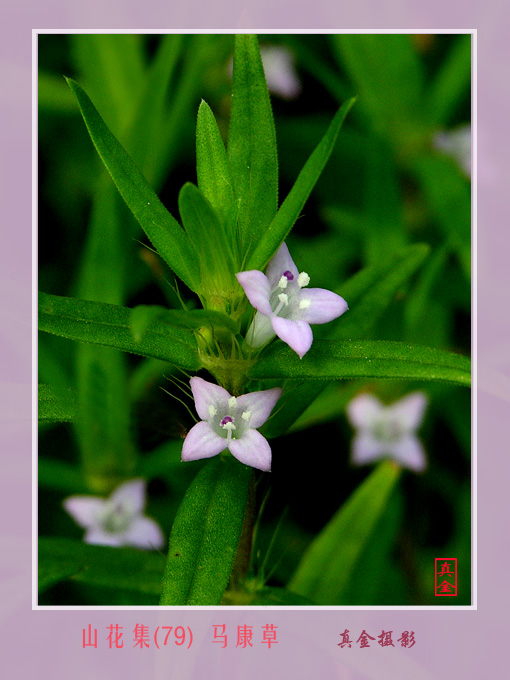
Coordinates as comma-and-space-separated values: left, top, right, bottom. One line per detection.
249, 339, 471, 387
227, 35, 278, 258
412, 152, 471, 280
160, 458, 252, 605
247, 96, 356, 271
289, 461, 401, 604
332, 34, 423, 138
428, 34, 472, 127
196, 100, 237, 235
178, 182, 236, 296
70, 34, 145, 131
39, 292, 200, 370
362, 136, 407, 266
65, 77, 200, 291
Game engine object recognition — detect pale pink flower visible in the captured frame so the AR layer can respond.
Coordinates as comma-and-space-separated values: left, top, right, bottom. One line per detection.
182, 377, 282, 472
63, 479, 164, 550
347, 392, 428, 472
237, 243, 348, 358
260, 45, 301, 100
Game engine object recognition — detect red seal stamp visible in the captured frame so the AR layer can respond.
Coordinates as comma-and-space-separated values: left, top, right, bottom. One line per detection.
435, 558, 457, 596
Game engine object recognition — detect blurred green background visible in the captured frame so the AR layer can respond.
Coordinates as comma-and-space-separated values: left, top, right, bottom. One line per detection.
38, 33, 471, 606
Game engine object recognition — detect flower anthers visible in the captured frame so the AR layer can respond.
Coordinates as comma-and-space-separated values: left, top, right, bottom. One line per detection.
346, 392, 428, 472
63, 479, 165, 549
182, 377, 282, 472
237, 243, 348, 358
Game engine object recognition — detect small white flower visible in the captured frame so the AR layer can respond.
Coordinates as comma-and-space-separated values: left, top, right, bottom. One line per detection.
260, 45, 301, 100
63, 479, 165, 550
227, 45, 301, 100
182, 377, 282, 472
237, 243, 348, 359
346, 392, 428, 472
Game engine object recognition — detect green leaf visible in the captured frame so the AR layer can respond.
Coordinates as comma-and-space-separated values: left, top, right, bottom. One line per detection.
332, 243, 430, 340
289, 461, 401, 604
178, 182, 237, 299
76, 346, 136, 493
157, 35, 230, 177
65, 77, 200, 291
39, 292, 200, 370
362, 136, 407, 266
227, 35, 278, 260
38, 335, 73, 390
38, 384, 77, 423
196, 100, 237, 237
160, 457, 252, 605
250, 339, 471, 387
39, 537, 165, 596
412, 152, 471, 279
332, 34, 424, 140
70, 34, 145, 132
404, 243, 450, 339
428, 34, 471, 127
124, 34, 184, 184
247, 97, 356, 271
129, 304, 238, 342
73, 194, 136, 490
337, 488, 403, 605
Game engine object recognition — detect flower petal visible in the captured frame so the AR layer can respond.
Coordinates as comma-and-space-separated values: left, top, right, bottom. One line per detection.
389, 392, 428, 432
63, 496, 105, 529
265, 242, 299, 288
351, 432, 385, 466
296, 288, 348, 324
261, 45, 301, 100
346, 393, 383, 430
190, 377, 231, 421
84, 528, 125, 547
109, 478, 146, 515
229, 429, 273, 471
124, 516, 165, 550
236, 270, 272, 316
272, 316, 313, 358
245, 311, 276, 349
237, 387, 282, 428
182, 421, 227, 461
390, 436, 427, 472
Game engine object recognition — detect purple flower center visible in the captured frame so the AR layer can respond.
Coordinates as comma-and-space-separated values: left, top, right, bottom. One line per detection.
221, 416, 233, 426
283, 270, 294, 281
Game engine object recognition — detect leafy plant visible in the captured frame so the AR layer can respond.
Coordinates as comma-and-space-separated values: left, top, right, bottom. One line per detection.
38, 33, 471, 606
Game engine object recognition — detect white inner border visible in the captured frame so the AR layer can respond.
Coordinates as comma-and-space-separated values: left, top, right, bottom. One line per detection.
33, 27, 477, 612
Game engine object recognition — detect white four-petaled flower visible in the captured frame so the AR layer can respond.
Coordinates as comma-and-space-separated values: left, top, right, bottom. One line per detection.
237, 243, 348, 358
182, 377, 282, 472
346, 392, 428, 472
63, 479, 165, 550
